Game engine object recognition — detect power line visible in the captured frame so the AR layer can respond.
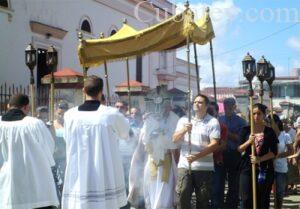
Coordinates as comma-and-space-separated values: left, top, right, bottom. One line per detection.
215, 21, 300, 57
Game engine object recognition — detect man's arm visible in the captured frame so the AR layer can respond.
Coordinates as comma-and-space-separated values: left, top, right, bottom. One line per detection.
186, 138, 219, 163
172, 123, 191, 143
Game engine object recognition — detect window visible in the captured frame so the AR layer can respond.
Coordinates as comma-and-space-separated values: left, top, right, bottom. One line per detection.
0, 0, 8, 8
81, 19, 91, 33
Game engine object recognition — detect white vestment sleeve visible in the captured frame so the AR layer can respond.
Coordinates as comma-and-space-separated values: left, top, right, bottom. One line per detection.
112, 110, 130, 140
33, 120, 56, 167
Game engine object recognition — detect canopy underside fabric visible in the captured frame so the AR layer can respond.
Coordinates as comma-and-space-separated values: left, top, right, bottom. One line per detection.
78, 9, 215, 68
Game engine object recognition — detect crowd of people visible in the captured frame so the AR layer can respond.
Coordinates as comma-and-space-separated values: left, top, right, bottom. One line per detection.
0, 75, 299, 209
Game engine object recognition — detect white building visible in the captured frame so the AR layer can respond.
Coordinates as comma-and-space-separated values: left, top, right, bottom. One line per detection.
0, 0, 200, 104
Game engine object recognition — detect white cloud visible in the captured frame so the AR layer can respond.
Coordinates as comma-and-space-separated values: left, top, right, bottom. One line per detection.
176, 0, 242, 88
287, 36, 300, 52
176, 0, 241, 36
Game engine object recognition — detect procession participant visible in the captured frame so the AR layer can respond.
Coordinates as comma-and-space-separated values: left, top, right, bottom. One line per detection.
52, 101, 69, 204
62, 76, 130, 209
208, 101, 228, 209
129, 98, 179, 209
287, 117, 300, 194
238, 103, 278, 209
115, 102, 140, 209
173, 94, 220, 209
219, 98, 246, 209
0, 94, 58, 209
268, 115, 293, 209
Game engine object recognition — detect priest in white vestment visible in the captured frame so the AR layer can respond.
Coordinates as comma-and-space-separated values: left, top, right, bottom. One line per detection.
62, 76, 130, 209
0, 94, 59, 209
129, 100, 179, 209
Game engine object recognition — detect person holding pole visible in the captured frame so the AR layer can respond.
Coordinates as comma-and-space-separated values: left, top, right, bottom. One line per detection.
238, 103, 278, 209
173, 94, 220, 209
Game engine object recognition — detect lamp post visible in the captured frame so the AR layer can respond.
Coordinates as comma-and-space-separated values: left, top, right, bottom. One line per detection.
242, 52, 257, 209
256, 56, 269, 104
25, 43, 37, 116
46, 45, 58, 125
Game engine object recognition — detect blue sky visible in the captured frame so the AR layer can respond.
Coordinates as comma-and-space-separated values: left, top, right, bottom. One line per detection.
173, 0, 300, 88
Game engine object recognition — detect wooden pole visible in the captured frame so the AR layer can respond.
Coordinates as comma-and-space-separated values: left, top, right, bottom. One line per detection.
49, 71, 55, 124
126, 58, 131, 113
193, 43, 200, 94
104, 61, 111, 105
249, 82, 257, 209
187, 36, 192, 174
209, 40, 217, 103
30, 69, 36, 116
83, 67, 88, 102
259, 81, 264, 104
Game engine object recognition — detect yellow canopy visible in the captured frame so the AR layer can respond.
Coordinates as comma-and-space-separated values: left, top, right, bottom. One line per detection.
78, 8, 215, 68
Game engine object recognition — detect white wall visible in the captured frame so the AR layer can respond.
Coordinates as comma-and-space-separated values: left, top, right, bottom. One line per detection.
0, 0, 177, 97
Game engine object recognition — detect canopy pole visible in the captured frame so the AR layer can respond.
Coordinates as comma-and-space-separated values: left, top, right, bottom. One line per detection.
209, 40, 217, 103
104, 61, 111, 105
193, 43, 200, 94
82, 67, 89, 102
100, 33, 111, 105
126, 57, 132, 114
186, 36, 192, 175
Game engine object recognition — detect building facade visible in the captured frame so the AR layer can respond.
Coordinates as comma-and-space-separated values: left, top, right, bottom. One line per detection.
1, 0, 200, 107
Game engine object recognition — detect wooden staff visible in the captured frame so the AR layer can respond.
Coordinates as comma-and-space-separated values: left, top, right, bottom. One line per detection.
49, 70, 55, 124
186, 36, 192, 174
82, 67, 88, 101
248, 82, 257, 209
126, 57, 132, 113
29, 69, 36, 116
104, 61, 111, 105
209, 40, 217, 103
193, 43, 200, 94
100, 33, 111, 105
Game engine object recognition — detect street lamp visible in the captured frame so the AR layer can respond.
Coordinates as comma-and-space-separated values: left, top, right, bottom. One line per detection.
256, 56, 269, 104
242, 52, 257, 209
25, 43, 37, 116
46, 45, 58, 125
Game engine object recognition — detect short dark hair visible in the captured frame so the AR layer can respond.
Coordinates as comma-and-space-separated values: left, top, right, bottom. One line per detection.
193, 94, 209, 105
9, 94, 29, 109
84, 75, 103, 97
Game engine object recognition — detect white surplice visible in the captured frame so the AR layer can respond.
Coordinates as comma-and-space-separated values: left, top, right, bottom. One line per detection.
0, 116, 59, 209
129, 111, 179, 209
62, 105, 130, 209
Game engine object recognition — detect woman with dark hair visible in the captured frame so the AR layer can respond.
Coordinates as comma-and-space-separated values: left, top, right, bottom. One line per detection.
267, 115, 293, 209
238, 103, 278, 209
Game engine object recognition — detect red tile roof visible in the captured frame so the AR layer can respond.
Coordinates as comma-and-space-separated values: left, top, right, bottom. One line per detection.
54, 68, 83, 77
116, 80, 149, 88
44, 68, 83, 77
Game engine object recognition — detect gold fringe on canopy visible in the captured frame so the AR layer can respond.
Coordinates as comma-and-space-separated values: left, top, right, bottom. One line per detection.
78, 8, 215, 68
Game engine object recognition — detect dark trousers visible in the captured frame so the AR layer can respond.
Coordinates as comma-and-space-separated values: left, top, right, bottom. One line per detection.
212, 163, 226, 209
223, 149, 241, 209
176, 168, 213, 209
240, 169, 274, 209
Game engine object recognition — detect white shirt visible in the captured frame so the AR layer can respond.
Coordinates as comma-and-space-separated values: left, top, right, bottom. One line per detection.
274, 131, 292, 173
0, 116, 58, 209
62, 105, 130, 209
176, 114, 220, 171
